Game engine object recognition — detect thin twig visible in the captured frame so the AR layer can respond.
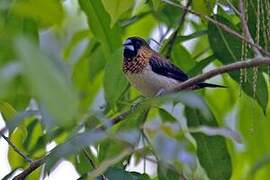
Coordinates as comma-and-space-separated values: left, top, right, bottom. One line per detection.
0, 133, 32, 163
165, 0, 192, 58
239, 0, 262, 57
172, 57, 270, 91
162, 0, 270, 57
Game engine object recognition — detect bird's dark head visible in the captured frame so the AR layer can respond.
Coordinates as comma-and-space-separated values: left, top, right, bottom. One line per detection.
123, 37, 149, 60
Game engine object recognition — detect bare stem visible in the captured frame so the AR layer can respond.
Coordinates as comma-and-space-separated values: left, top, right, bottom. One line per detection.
1, 133, 32, 163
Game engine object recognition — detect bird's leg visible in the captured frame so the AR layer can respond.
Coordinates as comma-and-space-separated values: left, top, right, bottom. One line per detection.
155, 88, 166, 96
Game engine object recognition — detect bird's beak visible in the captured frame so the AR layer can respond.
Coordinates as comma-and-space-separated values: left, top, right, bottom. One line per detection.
123, 39, 134, 51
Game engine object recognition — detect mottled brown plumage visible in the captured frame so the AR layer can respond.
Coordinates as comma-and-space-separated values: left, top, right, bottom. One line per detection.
123, 47, 153, 73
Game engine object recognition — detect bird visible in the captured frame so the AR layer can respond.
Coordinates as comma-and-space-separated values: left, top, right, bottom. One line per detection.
122, 36, 224, 97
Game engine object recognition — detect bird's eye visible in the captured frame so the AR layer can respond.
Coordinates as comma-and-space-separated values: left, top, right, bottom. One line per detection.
134, 41, 141, 49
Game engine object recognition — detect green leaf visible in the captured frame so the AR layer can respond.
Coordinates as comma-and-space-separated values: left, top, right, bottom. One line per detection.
15, 37, 78, 127
208, 16, 242, 64
72, 41, 104, 112
171, 44, 195, 72
79, 0, 121, 54
158, 108, 177, 123
157, 162, 180, 180
104, 49, 129, 108
98, 139, 129, 164
187, 55, 216, 76
156, 3, 183, 28
151, 0, 161, 11
185, 107, 232, 180
104, 167, 150, 180
79, 0, 128, 108
208, 15, 269, 112
192, 0, 216, 16
74, 151, 93, 175
12, 0, 64, 27
101, 0, 135, 27
0, 101, 16, 121
246, 0, 270, 49
23, 119, 44, 155
8, 127, 28, 169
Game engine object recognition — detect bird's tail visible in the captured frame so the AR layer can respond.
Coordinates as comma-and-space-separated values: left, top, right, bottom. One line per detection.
197, 82, 226, 88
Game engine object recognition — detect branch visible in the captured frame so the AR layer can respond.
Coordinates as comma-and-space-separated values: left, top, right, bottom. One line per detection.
13, 158, 46, 180
165, 0, 192, 58
162, 0, 270, 57
1, 133, 32, 163
172, 57, 270, 91
239, 0, 262, 57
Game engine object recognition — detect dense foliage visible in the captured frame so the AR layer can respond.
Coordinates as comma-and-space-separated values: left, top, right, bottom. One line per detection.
0, 0, 270, 179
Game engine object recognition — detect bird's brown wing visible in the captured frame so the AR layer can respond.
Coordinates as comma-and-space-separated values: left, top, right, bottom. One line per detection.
149, 54, 189, 82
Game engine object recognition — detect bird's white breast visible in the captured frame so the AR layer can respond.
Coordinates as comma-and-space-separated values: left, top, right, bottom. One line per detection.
126, 65, 179, 96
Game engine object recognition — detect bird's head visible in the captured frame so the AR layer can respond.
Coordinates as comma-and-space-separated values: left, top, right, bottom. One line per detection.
123, 37, 150, 60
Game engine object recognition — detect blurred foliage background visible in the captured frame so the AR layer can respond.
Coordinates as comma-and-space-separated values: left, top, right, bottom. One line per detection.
0, 0, 270, 179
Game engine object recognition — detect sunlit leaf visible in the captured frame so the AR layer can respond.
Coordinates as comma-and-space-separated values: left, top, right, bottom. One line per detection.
192, 0, 216, 16
79, 0, 121, 54
0, 101, 16, 121
101, 0, 135, 27
12, 0, 64, 26
8, 127, 28, 169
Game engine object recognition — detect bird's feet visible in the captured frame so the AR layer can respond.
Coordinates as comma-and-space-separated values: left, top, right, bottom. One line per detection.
155, 88, 166, 96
